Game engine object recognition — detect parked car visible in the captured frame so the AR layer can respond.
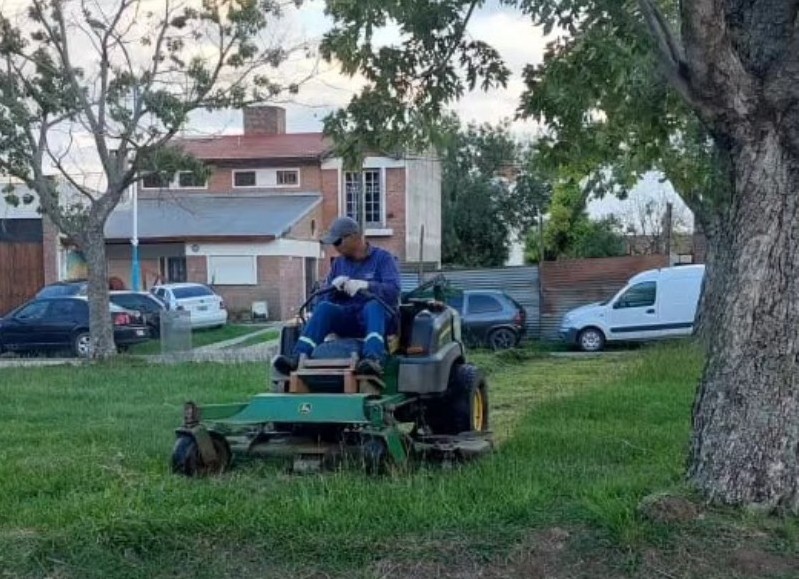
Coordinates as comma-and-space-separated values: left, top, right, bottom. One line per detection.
150, 283, 227, 329
559, 264, 705, 352
35, 279, 88, 298
0, 296, 150, 357
445, 290, 526, 350
109, 291, 167, 338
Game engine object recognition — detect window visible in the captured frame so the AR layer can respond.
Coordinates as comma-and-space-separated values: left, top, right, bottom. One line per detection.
49, 299, 84, 320
173, 285, 215, 299
615, 281, 657, 309
15, 301, 49, 320
141, 173, 170, 189
345, 169, 382, 226
468, 294, 503, 314
160, 257, 187, 283
276, 169, 299, 186
234, 171, 257, 187
446, 295, 464, 313
177, 172, 206, 188
208, 256, 257, 285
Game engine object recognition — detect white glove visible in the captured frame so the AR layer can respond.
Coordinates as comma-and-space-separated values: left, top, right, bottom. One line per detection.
343, 279, 369, 297
331, 275, 349, 291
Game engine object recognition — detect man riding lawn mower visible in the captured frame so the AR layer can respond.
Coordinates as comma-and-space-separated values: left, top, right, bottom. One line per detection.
171, 218, 492, 475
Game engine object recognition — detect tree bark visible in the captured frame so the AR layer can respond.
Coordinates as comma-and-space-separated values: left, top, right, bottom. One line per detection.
688, 129, 799, 511
80, 226, 116, 360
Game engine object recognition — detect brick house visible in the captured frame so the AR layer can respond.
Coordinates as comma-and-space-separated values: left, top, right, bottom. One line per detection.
100, 105, 442, 320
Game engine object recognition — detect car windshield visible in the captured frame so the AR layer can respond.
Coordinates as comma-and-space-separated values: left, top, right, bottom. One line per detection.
172, 286, 214, 299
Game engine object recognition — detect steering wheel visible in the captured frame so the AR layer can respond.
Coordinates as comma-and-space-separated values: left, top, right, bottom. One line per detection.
296, 286, 397, 323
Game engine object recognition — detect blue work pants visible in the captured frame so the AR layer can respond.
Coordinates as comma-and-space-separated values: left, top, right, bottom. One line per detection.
293, 301, 391, 361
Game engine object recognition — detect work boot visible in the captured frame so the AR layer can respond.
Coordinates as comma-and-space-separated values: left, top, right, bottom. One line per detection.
272, 354, 299, 376
356, 356, 383, 376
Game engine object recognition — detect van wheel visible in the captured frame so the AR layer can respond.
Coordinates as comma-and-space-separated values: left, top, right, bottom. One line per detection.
578, 328, 605, 352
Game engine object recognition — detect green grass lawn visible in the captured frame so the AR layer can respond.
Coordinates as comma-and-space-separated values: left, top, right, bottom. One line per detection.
1, 343, 798, 578
127, 324, 266, 355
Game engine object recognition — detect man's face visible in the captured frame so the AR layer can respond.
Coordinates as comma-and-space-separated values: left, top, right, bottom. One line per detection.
333, 233, 358, 257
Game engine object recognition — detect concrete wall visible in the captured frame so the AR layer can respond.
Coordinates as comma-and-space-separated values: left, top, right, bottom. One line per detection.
405, 153, 442, 266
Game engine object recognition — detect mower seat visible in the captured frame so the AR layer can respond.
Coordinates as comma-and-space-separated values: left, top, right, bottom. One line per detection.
320, 333, 400, 355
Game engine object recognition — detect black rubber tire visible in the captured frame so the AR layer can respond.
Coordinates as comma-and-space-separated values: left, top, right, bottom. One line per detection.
427, 363, 489, 435
488, 328, 517, 351
171, 432, 231, 477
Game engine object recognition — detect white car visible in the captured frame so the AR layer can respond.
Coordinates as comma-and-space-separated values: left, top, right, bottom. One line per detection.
559, 265, 705, 352
150, 283, 227, 329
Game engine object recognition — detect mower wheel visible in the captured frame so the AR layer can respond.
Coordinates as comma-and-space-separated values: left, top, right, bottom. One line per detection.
429, 364, 489, 435
171, 431, 231, 477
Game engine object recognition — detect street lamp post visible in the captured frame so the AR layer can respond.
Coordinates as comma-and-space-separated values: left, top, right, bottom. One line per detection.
131, 179, 141, 291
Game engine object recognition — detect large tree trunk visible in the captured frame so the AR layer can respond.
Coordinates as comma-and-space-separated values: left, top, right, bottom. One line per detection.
81, 226, 116, 360
688, 130, 799, 511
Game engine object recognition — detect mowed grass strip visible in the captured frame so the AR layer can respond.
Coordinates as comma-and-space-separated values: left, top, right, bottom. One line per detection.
127, 324, 266, 355
0, 343, 750, 578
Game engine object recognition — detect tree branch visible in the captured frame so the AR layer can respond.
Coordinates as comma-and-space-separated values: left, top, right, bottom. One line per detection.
677, 0, 758, 133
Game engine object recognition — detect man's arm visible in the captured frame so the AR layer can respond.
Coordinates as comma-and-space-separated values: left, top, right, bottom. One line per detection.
317, 260, 340, 303
368, 253, 401, 306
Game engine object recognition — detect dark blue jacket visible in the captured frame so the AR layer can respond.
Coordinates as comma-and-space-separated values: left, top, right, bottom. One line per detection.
320, 245, 401, 313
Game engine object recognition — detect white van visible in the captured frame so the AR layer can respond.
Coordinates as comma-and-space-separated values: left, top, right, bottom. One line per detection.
559, 265, 705, 352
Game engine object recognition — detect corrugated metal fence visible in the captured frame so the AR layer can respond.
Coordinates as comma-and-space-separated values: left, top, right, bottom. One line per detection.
400, 256, 675, 342
401, 266, 541, 339
539, 255, 669, 340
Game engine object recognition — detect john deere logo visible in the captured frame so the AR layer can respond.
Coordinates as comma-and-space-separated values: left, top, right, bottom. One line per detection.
298, 403, 312, 415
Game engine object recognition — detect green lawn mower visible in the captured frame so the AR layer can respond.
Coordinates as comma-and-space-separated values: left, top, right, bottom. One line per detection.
171, 277, 492, 476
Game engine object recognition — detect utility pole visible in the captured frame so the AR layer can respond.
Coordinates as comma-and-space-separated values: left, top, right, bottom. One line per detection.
130, 85, 141, 291
131, 179, 141, 291
664, 202, 673, 263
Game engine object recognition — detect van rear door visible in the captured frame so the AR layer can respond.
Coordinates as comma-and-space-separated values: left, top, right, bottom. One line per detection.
657, 272, 703, 336
608, 281, 662, 340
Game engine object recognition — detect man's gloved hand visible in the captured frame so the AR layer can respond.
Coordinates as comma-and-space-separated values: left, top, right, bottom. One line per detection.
331, 275, 349, 291
343, 279, 369, 297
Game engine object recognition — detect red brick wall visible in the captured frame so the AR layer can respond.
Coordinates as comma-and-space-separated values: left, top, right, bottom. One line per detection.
202, 163, 322, 195
279, 256, 305, 319
287, 205, 322, 240
208, 256, 281, 320
42, 216, 59, 284
186, 255, 207, 284
243, 106, 286, 135
320, 168, 339, 225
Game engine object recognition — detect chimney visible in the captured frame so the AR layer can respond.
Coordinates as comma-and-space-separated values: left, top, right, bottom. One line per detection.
243, 105, 286, 136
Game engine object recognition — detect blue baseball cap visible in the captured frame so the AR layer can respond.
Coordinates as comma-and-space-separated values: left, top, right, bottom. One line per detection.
320, 216, 361, 245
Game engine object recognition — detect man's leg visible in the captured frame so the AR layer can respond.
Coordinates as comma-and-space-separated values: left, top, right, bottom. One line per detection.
356, 300, 390, 375
273, 302, 346, 374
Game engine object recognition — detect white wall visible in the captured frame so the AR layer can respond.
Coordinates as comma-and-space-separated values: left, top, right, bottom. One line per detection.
405, 153, 442, 266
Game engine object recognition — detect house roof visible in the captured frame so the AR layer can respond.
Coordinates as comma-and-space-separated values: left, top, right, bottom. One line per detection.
176, 133, 333, 162
105, 194, 321, 242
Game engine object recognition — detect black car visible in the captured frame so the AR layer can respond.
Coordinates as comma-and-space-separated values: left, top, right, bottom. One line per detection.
446, 290, 527, 350
0, 297, 150, 357
109, 291, 167, 337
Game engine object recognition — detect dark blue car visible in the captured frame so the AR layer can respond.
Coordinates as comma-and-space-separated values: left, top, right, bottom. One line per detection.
0, 297, 150, 357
